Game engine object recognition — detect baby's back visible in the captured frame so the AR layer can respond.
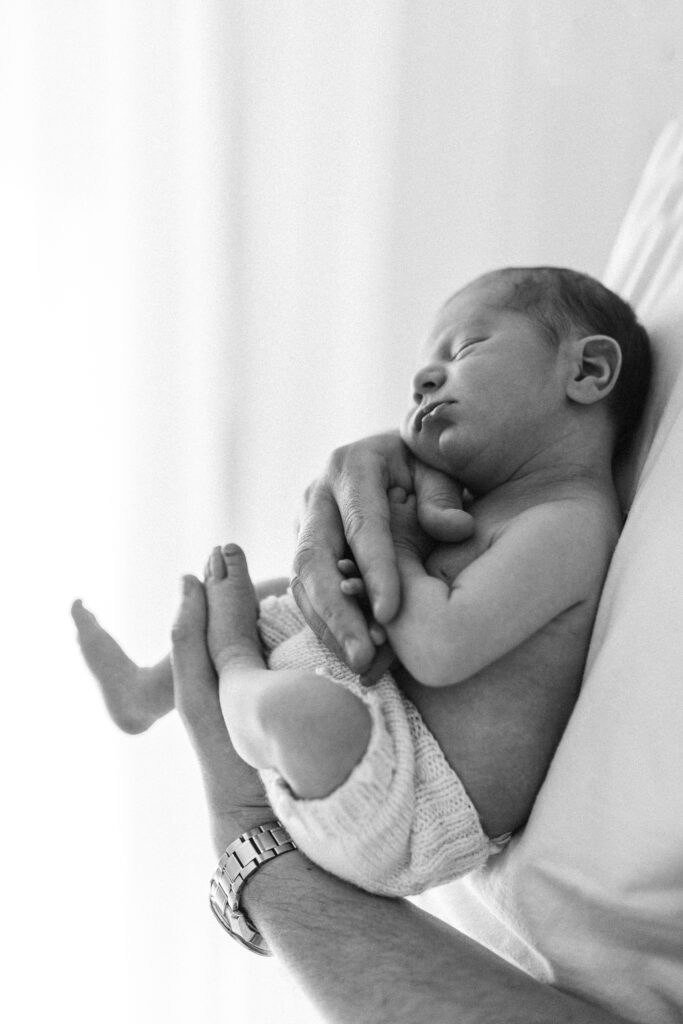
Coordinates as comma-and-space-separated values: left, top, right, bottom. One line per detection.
396, 486, 621, 838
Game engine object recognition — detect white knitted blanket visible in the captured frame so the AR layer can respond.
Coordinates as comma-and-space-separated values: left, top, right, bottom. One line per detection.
257, 592, 501, 897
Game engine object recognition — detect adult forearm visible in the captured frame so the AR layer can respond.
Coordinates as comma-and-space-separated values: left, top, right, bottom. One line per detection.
229, 837, 635, 1024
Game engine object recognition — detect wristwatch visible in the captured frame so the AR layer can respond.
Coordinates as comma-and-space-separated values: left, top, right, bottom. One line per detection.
209, 820, 297, 956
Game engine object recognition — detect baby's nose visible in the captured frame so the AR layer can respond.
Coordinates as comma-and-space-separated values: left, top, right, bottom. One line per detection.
412, 363, 446, 399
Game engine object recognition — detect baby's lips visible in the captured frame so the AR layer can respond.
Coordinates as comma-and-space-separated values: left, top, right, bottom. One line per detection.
424, 401, 456, 425
416, 400, 455, 430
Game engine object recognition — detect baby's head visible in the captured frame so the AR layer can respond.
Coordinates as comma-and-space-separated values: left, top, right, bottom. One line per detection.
474, 267, 651, 454
403, 266, 652, 490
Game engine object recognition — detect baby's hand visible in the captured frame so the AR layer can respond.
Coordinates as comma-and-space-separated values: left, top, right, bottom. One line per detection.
389, 486, 435, 562
338, 558, 387, 647
413, 462, 474, 543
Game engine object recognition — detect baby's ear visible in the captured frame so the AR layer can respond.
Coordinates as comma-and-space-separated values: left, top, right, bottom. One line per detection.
566, 334, 622, 406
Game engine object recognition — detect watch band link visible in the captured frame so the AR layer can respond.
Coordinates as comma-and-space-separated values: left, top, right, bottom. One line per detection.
209, 820, 297, 956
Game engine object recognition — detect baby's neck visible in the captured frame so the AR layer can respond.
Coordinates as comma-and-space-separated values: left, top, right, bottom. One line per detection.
466, 460, 618, 518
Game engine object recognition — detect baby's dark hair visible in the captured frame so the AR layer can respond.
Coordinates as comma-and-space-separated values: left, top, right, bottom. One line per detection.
477, 266, 652, 457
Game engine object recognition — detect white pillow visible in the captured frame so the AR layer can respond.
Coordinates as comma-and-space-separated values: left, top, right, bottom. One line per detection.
417, 122, 683, 1024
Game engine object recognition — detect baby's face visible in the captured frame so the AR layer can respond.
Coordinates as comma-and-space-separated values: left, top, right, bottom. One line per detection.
402, 279, 569, 487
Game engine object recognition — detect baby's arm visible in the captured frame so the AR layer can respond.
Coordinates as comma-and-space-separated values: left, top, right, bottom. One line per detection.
385, 496, 609, 688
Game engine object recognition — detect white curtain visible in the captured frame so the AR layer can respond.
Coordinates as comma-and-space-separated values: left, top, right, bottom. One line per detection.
6, 1, 683, 1021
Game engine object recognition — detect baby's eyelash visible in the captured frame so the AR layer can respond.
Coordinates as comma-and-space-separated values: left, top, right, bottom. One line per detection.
450, 339, 478, 359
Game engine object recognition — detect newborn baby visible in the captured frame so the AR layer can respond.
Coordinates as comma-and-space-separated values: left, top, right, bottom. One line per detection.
73, 266, 651, 896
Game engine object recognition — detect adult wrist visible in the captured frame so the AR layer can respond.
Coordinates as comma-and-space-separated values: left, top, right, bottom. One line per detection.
210, 806, 275, 856
209, 820, 298, 955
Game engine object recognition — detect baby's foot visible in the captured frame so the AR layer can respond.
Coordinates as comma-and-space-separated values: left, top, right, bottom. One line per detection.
388, 487, 433, 561
204, 545, 264, 674
71, 601, 169, 734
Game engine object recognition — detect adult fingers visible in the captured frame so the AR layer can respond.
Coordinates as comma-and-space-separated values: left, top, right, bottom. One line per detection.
292, 434, 414, 669
327, 441, 409, 624
292, 482, 376, 672
171, 575, 268, 821
171, 575, 221, 728
414, 462, 475, 542
359, 642, 396, 687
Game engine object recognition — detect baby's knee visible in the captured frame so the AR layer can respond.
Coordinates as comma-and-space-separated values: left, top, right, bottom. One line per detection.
266, 675, 372, 800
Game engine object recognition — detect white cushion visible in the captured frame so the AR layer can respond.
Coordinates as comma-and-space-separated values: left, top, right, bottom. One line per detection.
417, 122, 683, 1024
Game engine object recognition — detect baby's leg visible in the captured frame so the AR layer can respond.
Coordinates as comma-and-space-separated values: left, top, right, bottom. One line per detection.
72, 572, 290, 736
71, 601, 174, 734
206, 545, 372, 800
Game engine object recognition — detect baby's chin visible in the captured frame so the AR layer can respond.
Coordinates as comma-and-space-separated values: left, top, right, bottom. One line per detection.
401, 424, 457, 475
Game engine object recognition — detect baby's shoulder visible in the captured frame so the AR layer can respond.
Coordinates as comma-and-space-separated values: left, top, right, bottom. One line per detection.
518, 488, 620, 532
496, 489, 622, 566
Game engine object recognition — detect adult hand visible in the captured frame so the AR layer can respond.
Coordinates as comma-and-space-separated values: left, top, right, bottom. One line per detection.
291, 432, 474, 678
172, 577, 631, 1024
171, 574, 270, 851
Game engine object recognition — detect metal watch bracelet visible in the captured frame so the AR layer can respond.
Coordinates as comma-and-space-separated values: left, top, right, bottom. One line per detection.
209, 820, 297, 956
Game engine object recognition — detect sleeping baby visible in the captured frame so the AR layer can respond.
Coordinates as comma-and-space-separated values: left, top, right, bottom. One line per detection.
73, 266, 651, 896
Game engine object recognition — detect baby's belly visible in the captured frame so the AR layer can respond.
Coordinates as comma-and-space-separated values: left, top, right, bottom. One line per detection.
395, 609, 589, 836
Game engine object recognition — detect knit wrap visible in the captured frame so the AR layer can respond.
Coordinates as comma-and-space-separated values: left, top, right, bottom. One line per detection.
256, 592, 506, 896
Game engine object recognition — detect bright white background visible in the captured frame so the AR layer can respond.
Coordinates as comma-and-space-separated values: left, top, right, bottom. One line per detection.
3, 1, 682, 1021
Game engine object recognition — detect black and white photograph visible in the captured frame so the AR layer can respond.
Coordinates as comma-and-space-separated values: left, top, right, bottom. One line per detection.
6, 2, 683, 1022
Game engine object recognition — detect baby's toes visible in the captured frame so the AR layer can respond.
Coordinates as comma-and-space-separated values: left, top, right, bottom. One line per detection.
71, 598, 96, 638
221, 544, 256, 591
205, 546, 227, 583
208, 544, 259, 612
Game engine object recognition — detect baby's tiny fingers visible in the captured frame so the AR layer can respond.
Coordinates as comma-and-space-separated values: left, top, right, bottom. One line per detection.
387, 485, 408, 504
338, 557, 360, 578
340, 578, 365, 597
369, 622, 386, 646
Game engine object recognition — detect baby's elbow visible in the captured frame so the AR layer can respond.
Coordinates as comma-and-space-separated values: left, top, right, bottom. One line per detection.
404, 643, 464, 688
417, 664, 460, 688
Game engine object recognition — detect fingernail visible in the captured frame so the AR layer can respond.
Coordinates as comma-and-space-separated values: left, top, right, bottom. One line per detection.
344, 638, 366, 672
366, 583, 384, 621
